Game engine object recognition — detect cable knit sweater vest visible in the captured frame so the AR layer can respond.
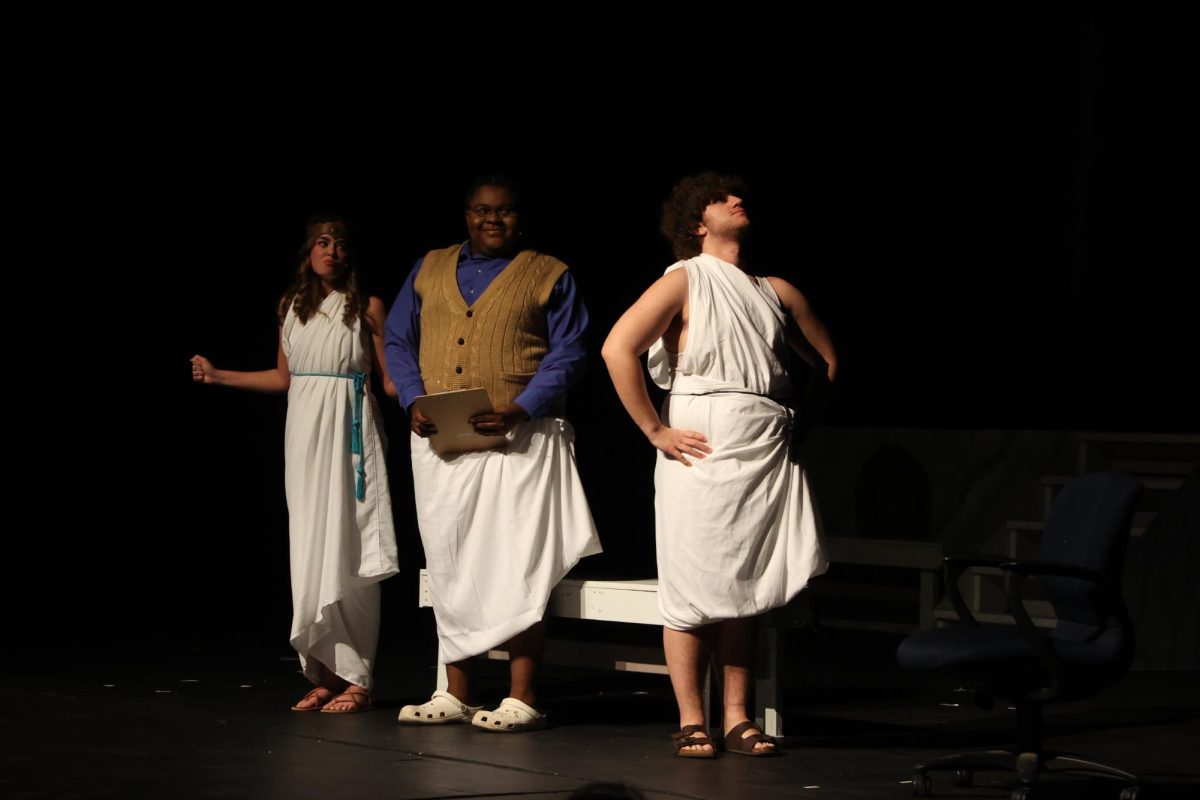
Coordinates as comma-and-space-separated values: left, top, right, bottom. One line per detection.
415, 243, 568, 415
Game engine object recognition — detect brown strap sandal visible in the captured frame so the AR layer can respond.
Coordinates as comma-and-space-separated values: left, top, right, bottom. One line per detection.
320, 687, 373, 714
671, 723, 717, 759
720, 720, 780, 757
290, 686, 334, 712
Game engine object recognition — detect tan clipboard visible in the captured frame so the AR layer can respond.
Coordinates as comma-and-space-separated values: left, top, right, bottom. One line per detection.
412, 388, 506, 455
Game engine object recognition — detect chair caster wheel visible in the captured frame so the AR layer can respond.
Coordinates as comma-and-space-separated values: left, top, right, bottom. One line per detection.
1119, 787, 1140, 800
912, 773, 932, 796
953, 769, 973, 787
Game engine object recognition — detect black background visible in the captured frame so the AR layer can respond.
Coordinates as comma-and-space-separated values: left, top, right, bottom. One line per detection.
6, 6, 1193, 644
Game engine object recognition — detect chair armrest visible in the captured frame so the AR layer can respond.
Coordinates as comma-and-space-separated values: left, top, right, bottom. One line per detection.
943, 553, 1010, 625
944, 554, 1010, 568
998, 561, 1077, 701
999, 560, 1107, 584
999, 558, 1118, 701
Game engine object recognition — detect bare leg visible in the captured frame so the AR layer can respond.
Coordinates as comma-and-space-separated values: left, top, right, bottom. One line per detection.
304, 589, 380, 711
444, 621, 544, 709
714, 616, 774, 752
313, 659, 371, 713
292, 659, 348, 710
446, 659, 476, 706
664, 624, 716, 754
506, 620, 546, 707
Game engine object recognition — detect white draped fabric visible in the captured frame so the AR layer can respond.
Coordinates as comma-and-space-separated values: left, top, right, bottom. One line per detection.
283, 291, 399, 689
649, 255, 826, 630
411, 417, 601, 663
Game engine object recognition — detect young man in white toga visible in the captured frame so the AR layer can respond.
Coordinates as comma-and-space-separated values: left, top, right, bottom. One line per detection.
603, 172, 837, 757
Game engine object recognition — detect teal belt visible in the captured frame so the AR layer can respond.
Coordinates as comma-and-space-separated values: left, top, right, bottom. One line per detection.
291, 370, 367, 501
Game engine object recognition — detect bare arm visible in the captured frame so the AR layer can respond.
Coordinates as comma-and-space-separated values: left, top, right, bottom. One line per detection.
365, 296, 398, 400
601, 269, 712, 466
766, 277, 838, 381
766, 277, 837, 457
191, 327, 291, 393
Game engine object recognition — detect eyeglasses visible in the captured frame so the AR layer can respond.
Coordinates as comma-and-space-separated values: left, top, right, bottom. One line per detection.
467, 204, 519, 219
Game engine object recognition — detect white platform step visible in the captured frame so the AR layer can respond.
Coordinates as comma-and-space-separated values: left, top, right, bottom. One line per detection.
1109, 459, 1195, 476
1040, 474, 1183, 517
821, 537, 944, 570
1005, 513, 1153, 560
1041, 474, 1184, 491
1073, 432, 1200, 445
487, 639, 668, 675
419, 570, 664, 625
1073, 432, 1200, 474
934, 608, 1057, 629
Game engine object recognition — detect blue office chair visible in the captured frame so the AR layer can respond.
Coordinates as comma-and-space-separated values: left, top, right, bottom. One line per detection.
897, 472, 1143, 800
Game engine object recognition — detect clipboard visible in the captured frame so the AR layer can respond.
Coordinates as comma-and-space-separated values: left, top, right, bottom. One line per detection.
412, 388, 507, 455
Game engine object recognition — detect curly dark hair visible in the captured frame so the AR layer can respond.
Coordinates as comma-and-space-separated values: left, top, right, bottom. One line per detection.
279, 213, 368, 330
660, 172, 748, 260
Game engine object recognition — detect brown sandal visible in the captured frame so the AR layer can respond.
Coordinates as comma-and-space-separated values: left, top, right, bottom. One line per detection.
320, 687, 373, 714
290, 686, 334, 712
720, 720, 780, 757
672, 724, 717, 758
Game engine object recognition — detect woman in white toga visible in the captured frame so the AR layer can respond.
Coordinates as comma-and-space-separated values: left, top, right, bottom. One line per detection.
604, 173, 837, 757
191, 215, 399, 713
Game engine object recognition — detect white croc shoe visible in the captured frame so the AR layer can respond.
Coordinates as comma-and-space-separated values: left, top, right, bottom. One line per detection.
397, 690, 482, 724
470, 697, 547, 733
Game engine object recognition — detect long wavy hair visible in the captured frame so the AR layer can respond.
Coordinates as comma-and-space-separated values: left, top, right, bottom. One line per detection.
279, 213, 368, 329
660, 172, 748, 260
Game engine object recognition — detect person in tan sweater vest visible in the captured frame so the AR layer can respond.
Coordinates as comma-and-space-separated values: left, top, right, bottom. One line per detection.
386, 176, 602, 732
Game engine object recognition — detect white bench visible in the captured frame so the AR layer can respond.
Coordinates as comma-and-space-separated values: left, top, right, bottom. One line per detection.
418, 570, 786, 734
818, 537, 945, 632
418, 572, 668, 673
417, 541, 944, 739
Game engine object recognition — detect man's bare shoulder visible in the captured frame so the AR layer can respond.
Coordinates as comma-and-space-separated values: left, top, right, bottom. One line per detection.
763, 277, 813, 314
654, 264, 689, 294
763, 275, 799, 293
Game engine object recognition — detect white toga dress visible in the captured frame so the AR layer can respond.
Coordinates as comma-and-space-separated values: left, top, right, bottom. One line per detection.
283, 291, 399, 689
649, 254, 826, 631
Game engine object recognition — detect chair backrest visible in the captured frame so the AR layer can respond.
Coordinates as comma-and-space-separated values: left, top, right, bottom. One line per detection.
1039, 473, 1141, 642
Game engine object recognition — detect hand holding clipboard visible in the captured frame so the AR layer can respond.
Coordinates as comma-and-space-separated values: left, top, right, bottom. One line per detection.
412, 388, 514, 455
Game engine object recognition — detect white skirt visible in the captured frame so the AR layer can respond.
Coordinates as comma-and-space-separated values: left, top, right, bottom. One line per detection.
655, 393, 826, 630
412, 417, 602, 663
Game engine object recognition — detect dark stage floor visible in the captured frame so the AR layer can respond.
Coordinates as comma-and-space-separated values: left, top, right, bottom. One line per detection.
4, 623, 1198, 800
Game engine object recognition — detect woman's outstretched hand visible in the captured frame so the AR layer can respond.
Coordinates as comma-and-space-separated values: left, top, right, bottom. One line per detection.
191, 355, 217, 384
